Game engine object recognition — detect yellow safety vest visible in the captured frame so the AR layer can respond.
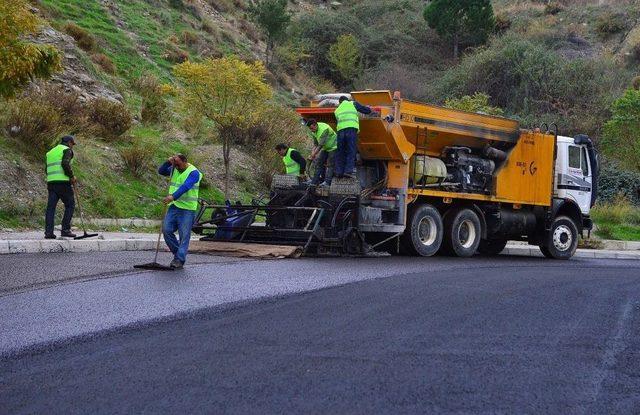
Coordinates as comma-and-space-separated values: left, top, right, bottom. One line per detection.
45, 144, 72, 182
334, 100, 360, 131
282, 148, 301, 175
315, 122, 338, 152
169, 164, 202, 211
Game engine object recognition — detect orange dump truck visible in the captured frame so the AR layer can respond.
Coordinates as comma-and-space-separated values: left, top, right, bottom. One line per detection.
195, 90, 598, 259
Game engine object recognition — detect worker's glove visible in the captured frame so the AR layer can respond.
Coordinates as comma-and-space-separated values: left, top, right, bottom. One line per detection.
163, 195, 174, 204
300, 174, 308, 181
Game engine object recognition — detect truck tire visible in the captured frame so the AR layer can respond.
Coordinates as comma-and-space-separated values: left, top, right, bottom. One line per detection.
400, 204, 443, 257
477, 239, 508, 256
540, 215, 578, 260
442, 208, 482, 258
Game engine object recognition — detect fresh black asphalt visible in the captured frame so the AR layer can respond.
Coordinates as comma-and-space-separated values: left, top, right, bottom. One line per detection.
1, 259, 639, 414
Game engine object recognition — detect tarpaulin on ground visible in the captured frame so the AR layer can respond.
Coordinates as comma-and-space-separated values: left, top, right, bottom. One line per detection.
188, 240, 302, 259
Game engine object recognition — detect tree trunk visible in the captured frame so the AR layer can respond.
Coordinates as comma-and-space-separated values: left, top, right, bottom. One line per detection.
222, 135, 231, 200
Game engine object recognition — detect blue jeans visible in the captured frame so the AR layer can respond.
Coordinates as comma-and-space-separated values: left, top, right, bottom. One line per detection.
163, 205, 196, 263
312, 150, 335, 184
335, 128, 358, 177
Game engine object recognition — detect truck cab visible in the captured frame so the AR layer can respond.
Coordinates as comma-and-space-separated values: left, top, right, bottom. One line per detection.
554, 135, 596, 216
553, 135, 598, 237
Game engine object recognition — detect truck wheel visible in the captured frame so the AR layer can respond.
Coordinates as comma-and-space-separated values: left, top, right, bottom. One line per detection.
477, 239, 508, 256
401, 204, 443, 257
442, 208, 482, 258
540, 216, 578, 260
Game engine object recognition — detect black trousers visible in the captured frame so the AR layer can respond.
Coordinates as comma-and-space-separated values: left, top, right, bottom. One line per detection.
45, 182, 75, 235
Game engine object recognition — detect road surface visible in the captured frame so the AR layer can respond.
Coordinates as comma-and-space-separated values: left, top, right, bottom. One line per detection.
1, 252, 639, 414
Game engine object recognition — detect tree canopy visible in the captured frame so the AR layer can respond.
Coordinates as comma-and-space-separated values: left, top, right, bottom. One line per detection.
0, 0, 62, 97
248, 0, 290, 66
173, 56, 272, 198
423, 0, 495, 59
602, 88, 640, 172
327, 34, 363, 85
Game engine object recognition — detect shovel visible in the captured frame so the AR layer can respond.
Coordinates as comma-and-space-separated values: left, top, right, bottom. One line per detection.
73, 182, 99, 240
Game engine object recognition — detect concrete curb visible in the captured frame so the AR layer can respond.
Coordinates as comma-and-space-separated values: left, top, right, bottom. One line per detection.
0, 239, 638, 260
0, 239, 159, 255
504, 245, 640, 260
80, 218, 161, 228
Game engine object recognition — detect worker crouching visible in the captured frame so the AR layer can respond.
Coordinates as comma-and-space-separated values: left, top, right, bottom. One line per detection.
158, 154, 202, 269
276, 143, 306, 177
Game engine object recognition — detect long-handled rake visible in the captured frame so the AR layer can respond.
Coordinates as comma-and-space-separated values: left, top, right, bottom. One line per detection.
73, 182, 99, 240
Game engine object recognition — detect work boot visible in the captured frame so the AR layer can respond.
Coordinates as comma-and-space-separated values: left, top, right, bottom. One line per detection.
169, 259, 184, 269
61, 231, 76, 238
44, 234, 56, 240
319, 181, 331, 187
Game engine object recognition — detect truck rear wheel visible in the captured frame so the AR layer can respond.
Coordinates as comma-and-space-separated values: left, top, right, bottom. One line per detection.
540, 216, 578, 260
477, 239, 508, 256
442, 208, 482, 258
401, 204, 443, 257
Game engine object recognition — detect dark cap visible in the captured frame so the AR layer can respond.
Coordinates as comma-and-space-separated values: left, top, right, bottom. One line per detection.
61, 135, 76, 144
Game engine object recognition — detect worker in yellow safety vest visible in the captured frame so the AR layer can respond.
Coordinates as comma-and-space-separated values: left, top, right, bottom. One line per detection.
333, 96, 378, 179
305, 118, 337, 186
158, 153, 202, 269
44, 135, 78, 239
275, 143, 306, 177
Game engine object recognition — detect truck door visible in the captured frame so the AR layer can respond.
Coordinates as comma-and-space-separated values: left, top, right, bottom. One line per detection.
559, 144, 592, 214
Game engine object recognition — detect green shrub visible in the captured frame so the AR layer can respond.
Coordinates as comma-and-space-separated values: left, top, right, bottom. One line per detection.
5, 98, 65, 156
169, 0, 184, 10
120, 143, 154, 177
63, 22, 96, 52
444, 93, 503, 116
133, 73, 167, 124
597, 159, 640, 206
207, 0, 234, 13
602, 89, 640, 172
429, 35, 630, 137
182, 30, 199, 47
242, 104, 312, 188
591, 194, 640, 227
91, 53, 116, 74
3, 84, 86, 156
544, 2, 563, 15
494, 13, 511, 34
88, 98, 132, 140
595, 12, 627, 38
164, 43, 189, 63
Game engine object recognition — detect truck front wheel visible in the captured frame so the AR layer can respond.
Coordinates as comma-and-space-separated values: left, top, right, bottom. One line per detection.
401, 204, 443, 257
442, 208, 482, 258
540, 216, 578, 260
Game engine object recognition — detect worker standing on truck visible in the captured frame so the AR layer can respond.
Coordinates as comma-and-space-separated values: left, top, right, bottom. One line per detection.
158, 154, 202, 269
275, 143, 306, 177
305, 118, 337, 186
334, 96, 376, 179
44, 135, 77, 239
